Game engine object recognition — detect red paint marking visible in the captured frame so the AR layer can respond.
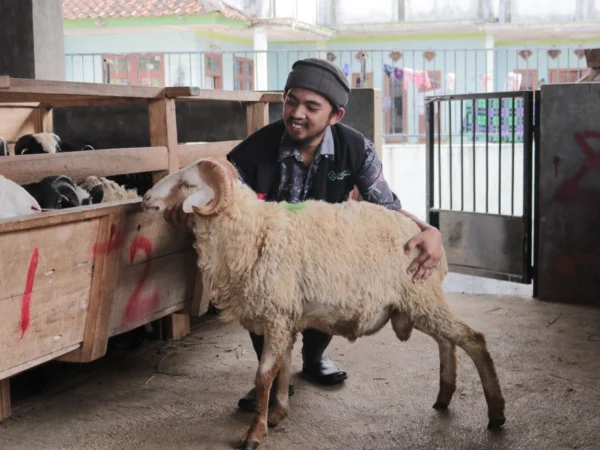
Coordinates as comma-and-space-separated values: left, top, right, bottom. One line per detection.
555, 247, 600, 276
21, 248, 39, 339
552, 156, 561, 178
123, 236, 160, 323
92, 224, 125, 257
555, 131, 600, 201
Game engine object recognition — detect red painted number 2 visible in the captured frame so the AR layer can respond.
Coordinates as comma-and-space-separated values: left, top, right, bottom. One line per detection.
123, 236, 160, 323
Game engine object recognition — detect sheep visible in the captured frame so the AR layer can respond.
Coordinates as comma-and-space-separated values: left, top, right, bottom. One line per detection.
141, 157, 506, 449
14, 132, 61, 155
0, 175, 42, 219
77, 176, 139, 203
23, 175, 94, 210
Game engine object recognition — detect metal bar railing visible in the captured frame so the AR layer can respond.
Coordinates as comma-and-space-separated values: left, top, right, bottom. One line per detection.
425, 91, 536, 219
64, 48, 584, 142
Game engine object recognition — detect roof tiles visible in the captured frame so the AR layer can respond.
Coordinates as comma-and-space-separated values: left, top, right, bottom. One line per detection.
62, 0, 251, 22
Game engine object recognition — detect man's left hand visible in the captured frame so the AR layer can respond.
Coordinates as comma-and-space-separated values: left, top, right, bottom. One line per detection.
404, 227, 443, 283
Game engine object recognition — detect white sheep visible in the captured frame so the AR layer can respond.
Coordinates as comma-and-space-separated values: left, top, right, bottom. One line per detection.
141, 157, 506, 450
0, 175, 42, 219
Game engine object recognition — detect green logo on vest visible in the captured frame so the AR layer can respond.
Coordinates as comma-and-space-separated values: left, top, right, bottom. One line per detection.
328, 170, 350, 181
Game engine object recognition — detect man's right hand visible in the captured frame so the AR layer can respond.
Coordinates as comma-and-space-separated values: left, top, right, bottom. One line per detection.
163, 203, 194, 232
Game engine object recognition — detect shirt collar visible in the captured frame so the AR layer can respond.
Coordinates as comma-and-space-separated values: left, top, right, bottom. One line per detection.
278, 126, 335, 162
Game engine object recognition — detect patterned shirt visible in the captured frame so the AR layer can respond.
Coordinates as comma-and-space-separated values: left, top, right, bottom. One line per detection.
232, 126, 402, 211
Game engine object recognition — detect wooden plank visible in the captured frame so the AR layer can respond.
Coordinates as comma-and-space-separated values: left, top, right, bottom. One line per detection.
40, 98, 149, 108
0, 220, 97, 376
174, 89, 264, 103
0, 379, 9, 421
0, 345, 80, 381
164, 86, 200, 98
58, 213, 124, 363
246, 102, 269, 134
0, 106, 39, 144
115, 209, 194, 270
108, 250, 197, 336
0, 199, 140, 235
373, 89, 383, 160
148, 98, 179, 178
163, 313, 191, 340
0, 77, 164, 100
178, 140, 241, 167
37, 107, 53, 133
259, 92, 284, 103
0, 146, 168, 184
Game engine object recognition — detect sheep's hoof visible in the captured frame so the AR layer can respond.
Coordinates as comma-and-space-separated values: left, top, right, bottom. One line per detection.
239, 440, 260, 450
487, 417, 506, 429
432, 401, 449, 410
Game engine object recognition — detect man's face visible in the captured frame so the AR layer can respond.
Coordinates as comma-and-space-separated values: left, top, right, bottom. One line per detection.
283, 87, 344, 147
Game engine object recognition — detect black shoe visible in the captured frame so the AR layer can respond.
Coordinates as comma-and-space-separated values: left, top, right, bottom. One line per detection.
302, 355, 348, 385
237, 384, 295, 413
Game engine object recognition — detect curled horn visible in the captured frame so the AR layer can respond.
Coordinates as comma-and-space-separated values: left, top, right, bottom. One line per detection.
192, 157, 237, 216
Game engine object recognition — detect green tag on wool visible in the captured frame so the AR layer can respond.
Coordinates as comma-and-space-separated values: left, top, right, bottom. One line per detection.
280, 201, 306, 212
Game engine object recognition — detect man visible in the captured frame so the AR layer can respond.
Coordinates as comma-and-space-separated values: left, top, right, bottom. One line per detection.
164, 58, 443, 412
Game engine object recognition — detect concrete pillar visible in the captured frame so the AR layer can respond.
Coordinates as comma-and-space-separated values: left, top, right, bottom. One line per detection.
485, 34, 495, 92
253, 27, 268, 91
0, 0, 66, 80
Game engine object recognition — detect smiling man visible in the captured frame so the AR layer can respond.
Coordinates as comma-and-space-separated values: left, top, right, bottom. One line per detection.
164, 57, 443, 412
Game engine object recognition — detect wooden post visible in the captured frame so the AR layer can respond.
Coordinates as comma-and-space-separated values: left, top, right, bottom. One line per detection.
164, 313, 191, 341
58, 214, 124, 362
148, 98, 179, 183
148, 97, 191, 340
246, 102, 269, 134
37, 107, 53, 133
0, 378, 10, 421
372, 89, 383, 160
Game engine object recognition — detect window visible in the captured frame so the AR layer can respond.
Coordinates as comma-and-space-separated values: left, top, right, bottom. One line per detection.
102, 54, 165, 87
384, 75, 407, 140
235, 57, 254, 91
548, 68, 590, 84
514, 69, 538, 91
204, 53, 223, 89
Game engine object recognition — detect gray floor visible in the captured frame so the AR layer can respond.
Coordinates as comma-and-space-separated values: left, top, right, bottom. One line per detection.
1, 292, 599, 450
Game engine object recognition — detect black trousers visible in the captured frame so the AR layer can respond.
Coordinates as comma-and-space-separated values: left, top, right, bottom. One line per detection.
249, 328, 332, 365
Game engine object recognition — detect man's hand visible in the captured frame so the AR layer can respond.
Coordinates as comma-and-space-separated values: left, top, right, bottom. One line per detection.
163, 203, 194, 232
404, 226, 443, 283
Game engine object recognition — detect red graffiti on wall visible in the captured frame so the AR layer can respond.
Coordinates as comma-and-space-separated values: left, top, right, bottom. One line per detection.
554, 131, 600, 201
555, 247, 600, 276
122, 236, 160, 323
20, 248, 39, 339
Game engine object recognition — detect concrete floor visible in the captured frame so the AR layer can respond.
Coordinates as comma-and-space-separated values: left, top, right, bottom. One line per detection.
1, 292, 599, 450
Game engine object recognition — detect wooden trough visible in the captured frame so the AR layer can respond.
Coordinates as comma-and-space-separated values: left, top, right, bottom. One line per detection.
0, 76, 284, 420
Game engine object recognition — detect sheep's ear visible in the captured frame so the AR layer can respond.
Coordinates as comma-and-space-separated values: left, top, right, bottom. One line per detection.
182, 187, 215, 214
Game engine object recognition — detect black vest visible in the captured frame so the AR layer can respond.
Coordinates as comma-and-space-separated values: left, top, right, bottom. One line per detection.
227, 119, 366, 204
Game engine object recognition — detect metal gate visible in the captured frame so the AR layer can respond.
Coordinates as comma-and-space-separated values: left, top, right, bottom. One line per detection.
425, 91, 538, 284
